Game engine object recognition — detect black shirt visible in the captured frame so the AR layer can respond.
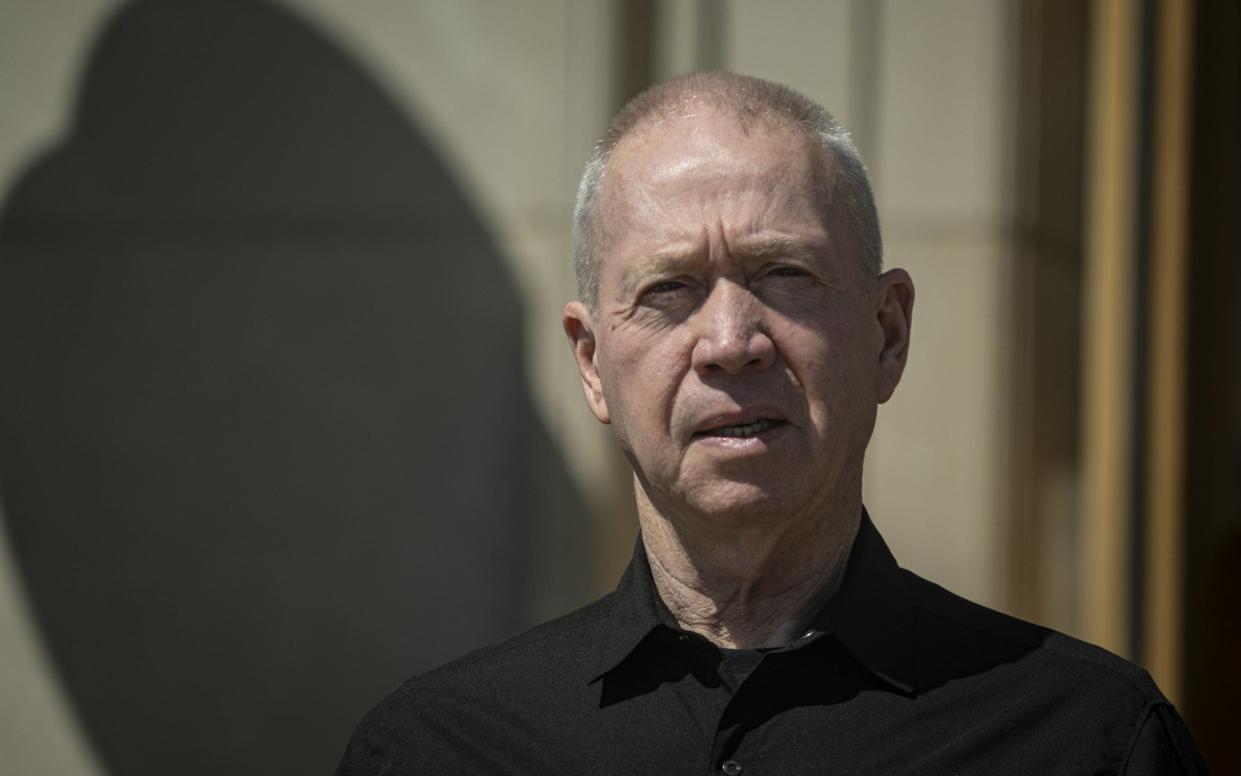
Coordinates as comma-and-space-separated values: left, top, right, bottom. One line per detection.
337, 512, 1207, 775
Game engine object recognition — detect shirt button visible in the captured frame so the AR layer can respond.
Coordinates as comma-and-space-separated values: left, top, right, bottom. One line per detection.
720, 760, 742, 775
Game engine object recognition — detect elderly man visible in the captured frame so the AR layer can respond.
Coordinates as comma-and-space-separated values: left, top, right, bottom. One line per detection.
338, 72, 1204, 774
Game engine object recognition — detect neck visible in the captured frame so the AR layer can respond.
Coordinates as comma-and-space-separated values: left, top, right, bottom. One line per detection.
636, 476, 862, 649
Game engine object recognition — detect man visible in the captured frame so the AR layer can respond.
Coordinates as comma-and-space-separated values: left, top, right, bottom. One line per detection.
338, 72, 1205, 774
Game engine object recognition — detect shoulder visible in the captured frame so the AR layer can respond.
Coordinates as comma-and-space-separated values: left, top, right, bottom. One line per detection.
897, 571, 1207, 772
902, 568, 1166, 710
372, 590, 615, 714
337, 593, 619, 775
411, 591, 616, 691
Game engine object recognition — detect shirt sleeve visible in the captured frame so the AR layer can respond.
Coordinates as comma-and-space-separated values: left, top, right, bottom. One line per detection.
1121, 702, 1210, 776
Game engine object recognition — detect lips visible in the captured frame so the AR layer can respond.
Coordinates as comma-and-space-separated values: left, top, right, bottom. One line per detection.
693, 409, 789, 439
703, 418, 783, 437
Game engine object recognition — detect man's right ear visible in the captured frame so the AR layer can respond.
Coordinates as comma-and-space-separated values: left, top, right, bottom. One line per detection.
563, 301, 611, 424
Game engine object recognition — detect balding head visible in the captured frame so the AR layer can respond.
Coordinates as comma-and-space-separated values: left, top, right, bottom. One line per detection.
573, 71, 882, 309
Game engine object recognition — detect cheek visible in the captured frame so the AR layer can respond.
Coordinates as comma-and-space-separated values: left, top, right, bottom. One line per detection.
598, 335, 668, 422
793, 317, 877, 417
602, 331, 693, 438
800, 354, 877, 462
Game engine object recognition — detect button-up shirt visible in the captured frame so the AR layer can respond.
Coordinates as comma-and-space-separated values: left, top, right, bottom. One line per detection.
338, 512, 1206, 774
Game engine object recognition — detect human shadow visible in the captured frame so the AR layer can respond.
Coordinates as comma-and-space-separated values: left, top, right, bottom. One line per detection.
0, 1, 587, 774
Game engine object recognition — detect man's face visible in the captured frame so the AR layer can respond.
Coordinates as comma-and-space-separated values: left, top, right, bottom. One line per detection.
565, 108, 912, 525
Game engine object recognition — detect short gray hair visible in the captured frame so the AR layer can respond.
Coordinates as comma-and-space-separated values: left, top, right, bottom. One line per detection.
573, 71, 883, 308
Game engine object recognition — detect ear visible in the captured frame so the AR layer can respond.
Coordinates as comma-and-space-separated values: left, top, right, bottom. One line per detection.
563, 301, 611, 424
874, 268, 915, 403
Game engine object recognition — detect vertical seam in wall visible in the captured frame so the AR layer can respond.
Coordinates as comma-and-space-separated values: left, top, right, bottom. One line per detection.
696, 0, 725, 71
1081, 0, 1139, 656
1143, 0, 1193, 704
847, 0, 882, 187
1126, 0, 1159, 666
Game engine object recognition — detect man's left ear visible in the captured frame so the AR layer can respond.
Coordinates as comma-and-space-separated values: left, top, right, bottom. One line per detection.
874, 268, 914, 403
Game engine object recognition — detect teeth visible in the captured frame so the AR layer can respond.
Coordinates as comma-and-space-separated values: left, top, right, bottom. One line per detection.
713, 419, 773, 437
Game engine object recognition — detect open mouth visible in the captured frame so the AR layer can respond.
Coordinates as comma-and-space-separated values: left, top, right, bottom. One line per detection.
697, 418, 786, 438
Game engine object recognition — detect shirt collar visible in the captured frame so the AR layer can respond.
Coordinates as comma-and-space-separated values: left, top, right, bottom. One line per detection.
589, 508, 917, 695
588, 535, 673, 684
811, 508, 916, 693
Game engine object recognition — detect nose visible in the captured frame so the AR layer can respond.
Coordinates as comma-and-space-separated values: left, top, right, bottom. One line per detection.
690, 281, 776, 376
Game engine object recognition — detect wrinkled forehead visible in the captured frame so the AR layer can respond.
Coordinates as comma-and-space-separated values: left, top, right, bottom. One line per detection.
596, 107, 836, 238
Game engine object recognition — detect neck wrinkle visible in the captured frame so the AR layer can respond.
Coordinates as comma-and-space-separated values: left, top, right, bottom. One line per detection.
636, 471, 862, 649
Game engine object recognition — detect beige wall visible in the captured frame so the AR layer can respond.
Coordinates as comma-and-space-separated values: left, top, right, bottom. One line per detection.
864, 0, 1018, 609
283, 1, 619, 490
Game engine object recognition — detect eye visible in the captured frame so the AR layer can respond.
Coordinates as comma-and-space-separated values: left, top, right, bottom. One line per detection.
637, 278, 698, 312
647, 280, 687, 295
763, 264, 810, 279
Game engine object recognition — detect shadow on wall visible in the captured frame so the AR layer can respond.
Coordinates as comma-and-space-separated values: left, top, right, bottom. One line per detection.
0, 1, 588, 773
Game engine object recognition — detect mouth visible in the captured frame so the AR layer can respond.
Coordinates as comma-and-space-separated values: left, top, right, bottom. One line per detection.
694, 417, 788, 439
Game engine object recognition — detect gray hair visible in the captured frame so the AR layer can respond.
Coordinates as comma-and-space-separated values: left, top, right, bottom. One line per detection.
573, 71, 883, 308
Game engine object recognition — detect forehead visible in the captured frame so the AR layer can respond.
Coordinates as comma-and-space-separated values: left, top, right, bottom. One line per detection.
610, 107, 825, 191
597, 108, 835, 256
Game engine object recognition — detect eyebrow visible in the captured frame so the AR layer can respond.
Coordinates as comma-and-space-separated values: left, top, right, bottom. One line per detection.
617, 248, 706, 297
730, 235, 823, 264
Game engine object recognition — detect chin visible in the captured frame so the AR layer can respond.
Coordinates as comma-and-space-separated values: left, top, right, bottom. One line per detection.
681, 481, 799, 523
